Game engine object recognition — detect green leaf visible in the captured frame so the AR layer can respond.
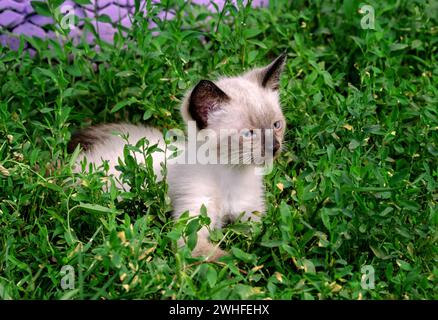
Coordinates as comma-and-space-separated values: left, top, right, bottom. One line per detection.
206, 266, 217, 287
303, 292, 314, 300
411, 39, 423, 49
36, 67, 58, 83
348, 139, 361, 150
231, 247, 256, 263
78, 203, 119, 214
248, 40, 267, 49
59, 289, 79, 300
143, 109, 153, 120
279, 201, 290, 223
0, 281, 12, 300
302, 259, 316, 274
40, 107, 54, 114
97, 14, 112, 24
65, 65, 82, 77
187, 232, 197, 251
111, 253, 122, 268
73, 0, 92, 4
31, 1, 51, 17
227, 223, 251, 235
396, 259, 412, 271
166, 230, 181, 241
186, 218, 200, 235
116, 70, 135, 78
51, 0, 65, 8
260, 240, 284, 248
320, 210, 331, 230
248, 50, 258, 64
243, 29, 263, 39
399, 200, 420, 212
111, 97, 138, 113
390, 43, 409, 51
44, 182, 63, 193
370, 245, 391, 260
200, 204, 208, 216
321, 71, 334, 88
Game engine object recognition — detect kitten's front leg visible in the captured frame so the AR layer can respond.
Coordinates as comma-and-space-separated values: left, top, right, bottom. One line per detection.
173, 201, 226, 261
191, 225, 226, 261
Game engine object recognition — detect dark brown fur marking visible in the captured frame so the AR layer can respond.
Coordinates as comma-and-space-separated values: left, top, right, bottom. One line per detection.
261, 53, 286, 90
189, 80, 229, 129
67, 130, 99, 153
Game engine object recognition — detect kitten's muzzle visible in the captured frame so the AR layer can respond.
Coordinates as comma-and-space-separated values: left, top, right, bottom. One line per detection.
273, 139, 280, 154
266, 137, 280, 156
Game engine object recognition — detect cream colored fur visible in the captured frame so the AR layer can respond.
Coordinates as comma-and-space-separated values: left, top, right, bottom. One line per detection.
74, 56, 286, 260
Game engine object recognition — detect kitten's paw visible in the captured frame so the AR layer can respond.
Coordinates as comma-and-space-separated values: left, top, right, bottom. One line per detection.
177, 237, 227, 261
192, 240, 227, 261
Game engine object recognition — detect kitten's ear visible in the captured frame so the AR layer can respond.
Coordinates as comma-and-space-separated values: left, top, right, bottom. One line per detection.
186, 80, 229, 129
247, 53, 287, 91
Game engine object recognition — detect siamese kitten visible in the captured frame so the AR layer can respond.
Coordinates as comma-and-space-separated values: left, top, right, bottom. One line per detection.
69, 54, 287, 260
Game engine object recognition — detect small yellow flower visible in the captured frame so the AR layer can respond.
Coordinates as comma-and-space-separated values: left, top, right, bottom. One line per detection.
0, 164, 10, 176
274, 272, 283, 283
117, 231, 127, 244
251, 265, 264, 272
13, 152, 24, 162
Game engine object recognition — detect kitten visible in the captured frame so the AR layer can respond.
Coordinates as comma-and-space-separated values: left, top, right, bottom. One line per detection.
69, 53, 287, 260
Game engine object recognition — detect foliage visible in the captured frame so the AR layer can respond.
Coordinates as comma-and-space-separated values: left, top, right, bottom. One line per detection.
0, 0, 437, 299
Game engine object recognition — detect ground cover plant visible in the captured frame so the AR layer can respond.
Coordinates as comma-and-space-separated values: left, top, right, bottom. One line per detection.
0, 0, 437, 300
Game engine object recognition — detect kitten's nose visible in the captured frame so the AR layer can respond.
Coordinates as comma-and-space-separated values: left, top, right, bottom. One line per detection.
273, 140, 280, 154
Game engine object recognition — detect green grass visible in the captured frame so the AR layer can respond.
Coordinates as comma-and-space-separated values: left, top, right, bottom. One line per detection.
0, 0, 437, 300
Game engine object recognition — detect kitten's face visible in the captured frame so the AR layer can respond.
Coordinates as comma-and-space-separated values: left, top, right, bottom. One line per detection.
182, 54, 287, 166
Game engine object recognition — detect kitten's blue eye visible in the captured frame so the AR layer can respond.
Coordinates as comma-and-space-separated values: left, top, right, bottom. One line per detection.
241, 129, 255, 138
273, 121, 282, 130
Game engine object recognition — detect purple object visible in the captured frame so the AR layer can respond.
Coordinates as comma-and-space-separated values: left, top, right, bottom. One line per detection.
0, 0, 268, 51
0, 9, 24, 27
0, 0, 27, 13
29, 14, 53, 26
13, 21, 46, 38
